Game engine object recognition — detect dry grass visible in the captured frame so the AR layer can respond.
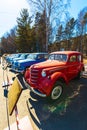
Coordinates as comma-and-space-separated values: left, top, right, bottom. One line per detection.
83, 58, 87, 64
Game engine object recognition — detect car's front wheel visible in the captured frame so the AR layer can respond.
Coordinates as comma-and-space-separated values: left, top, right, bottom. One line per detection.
50, 81, 63, 100
76, 71, 83, 79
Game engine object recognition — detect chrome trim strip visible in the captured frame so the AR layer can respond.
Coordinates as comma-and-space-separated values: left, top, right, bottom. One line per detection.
10, 68, 24, 73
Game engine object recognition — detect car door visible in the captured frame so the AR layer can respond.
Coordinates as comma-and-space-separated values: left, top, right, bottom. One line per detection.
67, 54, 79, 80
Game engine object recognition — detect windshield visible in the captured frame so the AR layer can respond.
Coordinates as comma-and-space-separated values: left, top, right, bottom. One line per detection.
20, 54, 25, 58
20, 54, 27, 58
49, 54, 67, 62
27, 54, 36, 59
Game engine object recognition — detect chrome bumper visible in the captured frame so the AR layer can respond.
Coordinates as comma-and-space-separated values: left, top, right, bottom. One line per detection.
23, 78, 46, 97
11, 67, 24, 73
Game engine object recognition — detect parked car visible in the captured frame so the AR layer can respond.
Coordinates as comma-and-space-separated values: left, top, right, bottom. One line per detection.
5, 53, 21, 66
10, 53, 29, 66
23, 51, 84, 101
11, 52, 48, 73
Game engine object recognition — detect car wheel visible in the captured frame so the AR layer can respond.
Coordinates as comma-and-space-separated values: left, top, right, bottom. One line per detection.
50, 81, 63, 100
76, 71, 82, 79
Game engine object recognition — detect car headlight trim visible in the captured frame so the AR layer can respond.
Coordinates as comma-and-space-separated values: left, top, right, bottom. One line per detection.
41, 70, 46, 77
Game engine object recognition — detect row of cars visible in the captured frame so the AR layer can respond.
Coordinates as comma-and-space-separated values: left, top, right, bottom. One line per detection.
5, 51, 84, 101
5, 52, 48, 73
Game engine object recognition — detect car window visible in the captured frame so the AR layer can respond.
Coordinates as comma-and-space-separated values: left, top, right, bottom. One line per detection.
49, 54, 67, 62
44, 54, 48, 60
27, 54, 36, 59
20, 54, 25, 58
69, 55, 77, 62
36, 54, 48, 60
37, 54, 43, 60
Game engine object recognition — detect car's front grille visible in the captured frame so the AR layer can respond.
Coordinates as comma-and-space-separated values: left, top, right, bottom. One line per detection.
30, 68, 40, 84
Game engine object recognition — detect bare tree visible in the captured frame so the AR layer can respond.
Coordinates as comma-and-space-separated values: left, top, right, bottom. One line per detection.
27, 0, 71, 52
83, 13, 87, 55
76, 7, 87, 52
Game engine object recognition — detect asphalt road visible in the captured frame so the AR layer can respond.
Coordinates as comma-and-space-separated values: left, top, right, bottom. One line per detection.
0, 63, 87, 130
27, 75, 87, 130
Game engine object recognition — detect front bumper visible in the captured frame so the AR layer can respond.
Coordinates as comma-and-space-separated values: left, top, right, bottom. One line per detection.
23, 78, 46, 97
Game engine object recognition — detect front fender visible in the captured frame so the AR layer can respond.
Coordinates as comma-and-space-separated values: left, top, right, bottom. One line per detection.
38, 72, 68, 96
50, 71, 68, 85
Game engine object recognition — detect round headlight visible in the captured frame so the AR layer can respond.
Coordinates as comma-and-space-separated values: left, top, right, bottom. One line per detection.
41, 70, 46, 77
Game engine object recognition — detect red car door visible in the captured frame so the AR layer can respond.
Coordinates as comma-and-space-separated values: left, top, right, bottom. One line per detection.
67, 55, 79, 81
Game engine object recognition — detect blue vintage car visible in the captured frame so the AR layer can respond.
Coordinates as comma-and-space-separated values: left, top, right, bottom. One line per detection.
10, 53, 29, 66
6, 53, 21, 66
11, 53, 48, 73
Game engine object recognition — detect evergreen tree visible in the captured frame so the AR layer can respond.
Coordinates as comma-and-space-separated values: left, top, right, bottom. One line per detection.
34, 11, 47, 51
56, 25, 63, 50
16, 9, 32, 52
64, 18, 76, 50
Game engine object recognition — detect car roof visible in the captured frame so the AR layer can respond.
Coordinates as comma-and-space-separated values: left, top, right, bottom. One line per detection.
50, 51, 82, 55
30, 52, 48, 54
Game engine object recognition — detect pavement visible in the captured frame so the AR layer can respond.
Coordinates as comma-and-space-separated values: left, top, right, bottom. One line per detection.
0, 63, 87, 130
0, 64, 35, 130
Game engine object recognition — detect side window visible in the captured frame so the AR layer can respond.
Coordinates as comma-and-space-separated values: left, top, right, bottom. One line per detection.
37, 54, 43, 60
44, 54, 48, 60
69, 55, 77, 62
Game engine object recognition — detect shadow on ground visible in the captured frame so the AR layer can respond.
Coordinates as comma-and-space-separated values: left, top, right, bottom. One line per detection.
27, 77, 87, 130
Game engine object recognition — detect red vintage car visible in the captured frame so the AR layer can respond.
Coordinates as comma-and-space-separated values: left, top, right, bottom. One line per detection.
23, 51, 84, 100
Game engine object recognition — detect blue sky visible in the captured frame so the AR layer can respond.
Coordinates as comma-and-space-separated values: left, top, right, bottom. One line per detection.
0, 0, 87, 37
70, 0, 87, 18
0, 0, 30, 37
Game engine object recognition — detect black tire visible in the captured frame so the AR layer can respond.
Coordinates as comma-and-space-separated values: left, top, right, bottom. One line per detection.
76, 71, 82, 79
49, 81, 64, 101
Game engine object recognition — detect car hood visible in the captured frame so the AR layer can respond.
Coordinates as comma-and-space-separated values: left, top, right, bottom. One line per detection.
32, 60, 67, 69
